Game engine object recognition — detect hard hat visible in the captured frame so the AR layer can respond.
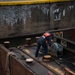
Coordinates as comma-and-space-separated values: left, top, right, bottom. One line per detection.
43, 32, 51, 37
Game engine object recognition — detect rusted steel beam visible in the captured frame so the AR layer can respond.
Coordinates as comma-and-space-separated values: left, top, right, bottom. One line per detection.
64, 67, 75, 75
0, 44, 9, 75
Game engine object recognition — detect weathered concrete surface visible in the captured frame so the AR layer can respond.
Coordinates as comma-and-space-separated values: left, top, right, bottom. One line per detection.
50, 2, 75, 29
0, 1, 75, 38
0, 4, 50, 38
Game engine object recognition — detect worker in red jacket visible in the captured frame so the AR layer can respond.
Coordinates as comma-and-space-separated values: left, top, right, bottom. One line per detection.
35, 32, 51, 58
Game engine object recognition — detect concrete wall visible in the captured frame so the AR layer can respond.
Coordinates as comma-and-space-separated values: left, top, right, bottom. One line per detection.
0, 4, 50, 38
50, 1, 75, 29
0, 1, 75, 38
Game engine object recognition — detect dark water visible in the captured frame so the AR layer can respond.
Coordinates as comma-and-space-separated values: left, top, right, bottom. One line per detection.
0, 35, 41, 47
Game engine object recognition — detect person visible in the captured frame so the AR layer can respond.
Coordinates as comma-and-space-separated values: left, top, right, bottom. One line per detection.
35, 32, 51, 58
45, 32, 54, 46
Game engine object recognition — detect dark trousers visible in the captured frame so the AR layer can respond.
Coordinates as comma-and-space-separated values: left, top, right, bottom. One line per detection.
57, 51, 63, 58
35, 43, 48, 57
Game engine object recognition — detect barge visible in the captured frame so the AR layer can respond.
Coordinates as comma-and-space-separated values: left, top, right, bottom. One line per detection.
0, 0, 75, 75
0, 28, 75, 75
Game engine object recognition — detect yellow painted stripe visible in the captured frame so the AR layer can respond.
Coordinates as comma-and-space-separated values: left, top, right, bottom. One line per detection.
0, 0, 72, 6
24, 49, 30, 54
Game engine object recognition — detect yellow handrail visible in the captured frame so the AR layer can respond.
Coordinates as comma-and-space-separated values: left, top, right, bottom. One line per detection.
0, 0, 72, 6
